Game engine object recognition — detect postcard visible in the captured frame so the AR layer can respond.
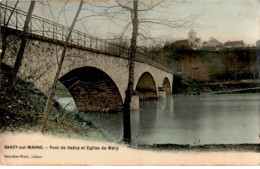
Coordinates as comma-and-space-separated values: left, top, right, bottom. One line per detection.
0, 0, 259, 166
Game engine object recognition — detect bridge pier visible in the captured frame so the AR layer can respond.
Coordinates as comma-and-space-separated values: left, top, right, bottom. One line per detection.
158, 87, 167, 100
162, 78, 172, 95
130, 95, 139, 110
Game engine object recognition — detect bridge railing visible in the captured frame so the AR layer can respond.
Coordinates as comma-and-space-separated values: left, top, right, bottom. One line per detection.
1, 4, 174, 73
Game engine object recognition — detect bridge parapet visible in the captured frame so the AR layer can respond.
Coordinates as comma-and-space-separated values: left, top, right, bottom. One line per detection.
1, 4, 174, 74
1, 4, 128, 57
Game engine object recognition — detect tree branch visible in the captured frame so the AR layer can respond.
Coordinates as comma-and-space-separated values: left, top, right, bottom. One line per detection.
138, 0, 164, 12
115, 0, 132, 11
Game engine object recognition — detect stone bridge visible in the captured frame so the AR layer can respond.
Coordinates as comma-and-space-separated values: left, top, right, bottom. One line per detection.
1, 5, 174, 112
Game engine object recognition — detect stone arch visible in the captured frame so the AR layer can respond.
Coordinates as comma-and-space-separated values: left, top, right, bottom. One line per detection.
59, 66, 123, 112
162, 77, 172, 95
135, 72, 158, 100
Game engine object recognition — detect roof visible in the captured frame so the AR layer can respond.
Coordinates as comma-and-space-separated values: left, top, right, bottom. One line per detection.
209, 37, 221, 44
175, 39, 188, 43
195, 38, 201, 42
175, 39, 188, 46
224, 40, 244, 46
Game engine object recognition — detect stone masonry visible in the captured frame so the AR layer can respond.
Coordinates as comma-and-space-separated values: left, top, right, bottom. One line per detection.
3, 34, 173, 111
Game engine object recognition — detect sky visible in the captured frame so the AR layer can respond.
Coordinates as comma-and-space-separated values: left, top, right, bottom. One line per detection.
5, 0, 260, 46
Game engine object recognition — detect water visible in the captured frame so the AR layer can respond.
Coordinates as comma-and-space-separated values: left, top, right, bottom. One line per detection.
55, 97, 77, 112
57, 94, 260, 145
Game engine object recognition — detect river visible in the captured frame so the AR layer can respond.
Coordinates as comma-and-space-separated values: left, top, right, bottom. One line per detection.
56, 93, 260, 145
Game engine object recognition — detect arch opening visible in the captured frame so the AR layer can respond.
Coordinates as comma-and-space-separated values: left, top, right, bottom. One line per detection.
136, 72, 158, 100
55, 81, 78, 111
59, 67, 123, 112
163, 77, 172, 95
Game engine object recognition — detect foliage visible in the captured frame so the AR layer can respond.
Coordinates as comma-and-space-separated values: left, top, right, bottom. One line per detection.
167, 48, 258, 82
221, 48, 257, 80
163, 42, 177, 59
172, 74, 202, 95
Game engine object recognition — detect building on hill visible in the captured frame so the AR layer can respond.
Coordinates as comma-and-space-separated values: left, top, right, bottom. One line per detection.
224, 40, 244, 48
188, 29, 202, 49
175, 39, 189, 49
203, 37, 222, 51
175, 29, 202, 50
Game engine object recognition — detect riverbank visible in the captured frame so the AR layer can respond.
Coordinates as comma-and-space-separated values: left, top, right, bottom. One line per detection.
173, 74, 260, 95
1, 64, 259, 152
203, 79, 260, 94
0, 64, 106, 142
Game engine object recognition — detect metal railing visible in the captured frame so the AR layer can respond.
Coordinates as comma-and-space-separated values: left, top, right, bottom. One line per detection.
1, 4, 174, 73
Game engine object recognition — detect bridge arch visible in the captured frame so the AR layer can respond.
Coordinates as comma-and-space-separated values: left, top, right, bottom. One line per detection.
162, 77, 172, 95
59, 66, 123, 112
3, 33, 174, 107
135, 72, 158, 100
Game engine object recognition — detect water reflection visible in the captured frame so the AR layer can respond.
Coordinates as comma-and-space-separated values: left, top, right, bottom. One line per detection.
57, 94, 260, 145
132, 96, 206, 145
133, 94, 259, 145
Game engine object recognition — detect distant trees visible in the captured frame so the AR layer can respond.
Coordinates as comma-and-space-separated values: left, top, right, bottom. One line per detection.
163, 42, 178, 59
162, 41, 258, 81
161, 40, 197, 62
222, 49, 257, 80
106, 37, 130, 55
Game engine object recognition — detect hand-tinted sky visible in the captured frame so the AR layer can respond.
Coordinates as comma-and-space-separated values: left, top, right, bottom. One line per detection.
11, 0, 260, 45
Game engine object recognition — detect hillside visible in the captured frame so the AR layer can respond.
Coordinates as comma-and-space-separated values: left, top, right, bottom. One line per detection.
0, 64, 106, 141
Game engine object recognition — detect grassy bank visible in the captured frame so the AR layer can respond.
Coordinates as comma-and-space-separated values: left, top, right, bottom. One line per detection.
172, 74, 260, 95
0, 64, 106, 142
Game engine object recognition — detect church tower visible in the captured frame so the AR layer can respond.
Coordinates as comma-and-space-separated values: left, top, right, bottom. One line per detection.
188, 29, 196, 45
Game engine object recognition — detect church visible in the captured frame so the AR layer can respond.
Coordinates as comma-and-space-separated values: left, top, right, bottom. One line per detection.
175, 29, 202, 50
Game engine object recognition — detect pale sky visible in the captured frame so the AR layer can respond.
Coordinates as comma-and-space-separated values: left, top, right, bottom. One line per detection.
6, 0, 260, 46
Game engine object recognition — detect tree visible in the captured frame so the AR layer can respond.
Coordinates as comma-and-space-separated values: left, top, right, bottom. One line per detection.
37, 0, 84, 132
112, 0, 196, 143
121, 0, 138, 143
163, 41, 177, 59
81, 0, 197, 143
1, 1, 21, 106
5, 1, 36, 92
222, 49, 256, 80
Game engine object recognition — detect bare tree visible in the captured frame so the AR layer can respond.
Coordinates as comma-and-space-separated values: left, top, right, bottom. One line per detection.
5, 1, 36, 93
120, 0, 139, 143
37, 0, 84, 132
109, 0, 194, 143
87, 0, 197, 143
